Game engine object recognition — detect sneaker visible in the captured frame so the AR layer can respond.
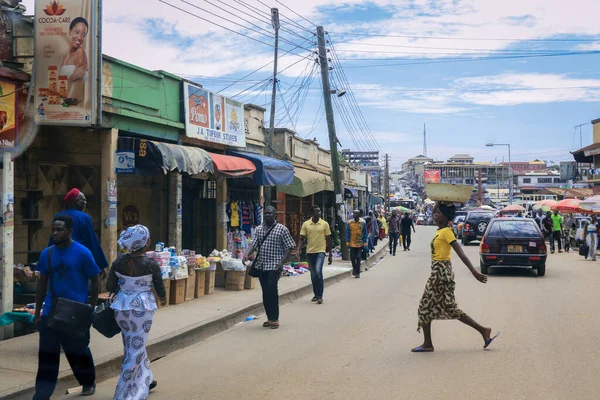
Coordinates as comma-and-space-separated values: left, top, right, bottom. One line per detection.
317, 298, 323, 304
81, 384, 96, 397
311, 296, 318, 302
355, 274, 360, 278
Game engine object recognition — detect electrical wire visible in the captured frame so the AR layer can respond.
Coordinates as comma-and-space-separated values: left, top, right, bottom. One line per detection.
274, 0, 317, 27
328, 31, 600, 42
341, 50, 600, 69
336, 41, 594, 53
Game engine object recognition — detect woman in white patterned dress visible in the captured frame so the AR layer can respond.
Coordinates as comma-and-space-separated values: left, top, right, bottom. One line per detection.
107, 225, 167, 400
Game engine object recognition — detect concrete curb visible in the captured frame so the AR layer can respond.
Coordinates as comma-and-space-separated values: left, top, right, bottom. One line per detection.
6, 242, 389, 400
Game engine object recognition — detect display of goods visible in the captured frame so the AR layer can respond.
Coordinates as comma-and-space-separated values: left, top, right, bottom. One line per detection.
170, 256, 189, 280
425, 183, 474, 203
222, 259, 246, 272
195, 255, 210, 269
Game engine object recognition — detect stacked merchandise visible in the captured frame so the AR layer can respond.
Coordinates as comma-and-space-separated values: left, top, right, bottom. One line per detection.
227, 230, 253, 259
281, 262, 310, 277
13, 264, 40, 294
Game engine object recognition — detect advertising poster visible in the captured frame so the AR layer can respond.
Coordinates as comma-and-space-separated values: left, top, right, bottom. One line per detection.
183, 82, 246, 147
0, 81, 17, 149
34, 0, 98, 126
424, 170, 441, 183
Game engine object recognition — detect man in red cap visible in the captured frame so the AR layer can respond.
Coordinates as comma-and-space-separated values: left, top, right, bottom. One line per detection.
49, 188, 108, 278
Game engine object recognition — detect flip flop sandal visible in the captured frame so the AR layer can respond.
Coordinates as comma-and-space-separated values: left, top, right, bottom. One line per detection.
262, 321, 272, 328
270, 321, 280, 329
484, 332, 500, 349
411, 346, 434, 353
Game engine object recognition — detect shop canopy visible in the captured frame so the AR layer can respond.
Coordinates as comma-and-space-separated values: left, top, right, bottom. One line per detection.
345, 187, 358, 198
230, 151, 294, 186
368, 193, 384, 205
208, 153, 256, 178
277, 167, 334, 197
116, 137, 214, 176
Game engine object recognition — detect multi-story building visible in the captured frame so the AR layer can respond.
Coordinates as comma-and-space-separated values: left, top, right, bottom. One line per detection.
500, 160, 546, 174
448, 154, 474, 164
402, 155, 434, 176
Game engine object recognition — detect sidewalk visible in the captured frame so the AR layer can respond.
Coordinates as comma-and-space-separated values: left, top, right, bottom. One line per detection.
0, 240, 388, 400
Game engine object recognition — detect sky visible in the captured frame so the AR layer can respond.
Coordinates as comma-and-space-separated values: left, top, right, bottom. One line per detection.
23, 0, 600, 170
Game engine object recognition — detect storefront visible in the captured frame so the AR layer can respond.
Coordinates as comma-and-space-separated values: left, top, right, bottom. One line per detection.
277, 167, 334, 245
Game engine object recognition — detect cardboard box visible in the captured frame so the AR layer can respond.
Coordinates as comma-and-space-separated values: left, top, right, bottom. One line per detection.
215, 263, 225, 288
169, 279, 186, 305
194, 269, 206, 298
225, 271, 246, 291
155, 279, 170, 309
185, 271, 196, 301
204, 270, 215, 295
244, 271, 257, 290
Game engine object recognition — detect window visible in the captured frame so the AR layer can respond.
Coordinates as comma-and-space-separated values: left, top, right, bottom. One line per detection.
553, 178, 561, 183
538, 178, 552, 183
487, 220, 541, 238
523, 178, 531, 184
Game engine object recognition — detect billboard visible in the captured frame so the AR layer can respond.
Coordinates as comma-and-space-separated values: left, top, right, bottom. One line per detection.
0, 81, 17, 149
424, 170, 441, 183
34, 0, 99, 126
184, 83, 246, 147
560, 161, 576, 181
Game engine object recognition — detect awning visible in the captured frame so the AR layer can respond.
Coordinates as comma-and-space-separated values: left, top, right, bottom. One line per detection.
277, 167, 333, 197
116, 137, 214, 176
230, 151, 294, 186
209, 153, 256, 178
368, 193, 384, 205
344, 187, 358, 199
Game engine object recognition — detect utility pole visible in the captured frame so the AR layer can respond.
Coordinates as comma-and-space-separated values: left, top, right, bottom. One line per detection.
384, 154, 390, 211
423, 123, 427, 157
317, 26, 348, 261
265, 7, 280, 207
0, 152, 14, 339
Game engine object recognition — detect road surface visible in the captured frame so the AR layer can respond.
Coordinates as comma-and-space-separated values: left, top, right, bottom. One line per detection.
65, 227, 600, 400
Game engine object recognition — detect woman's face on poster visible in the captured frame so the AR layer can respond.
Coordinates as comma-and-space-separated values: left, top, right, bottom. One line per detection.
69, 22, 88, 50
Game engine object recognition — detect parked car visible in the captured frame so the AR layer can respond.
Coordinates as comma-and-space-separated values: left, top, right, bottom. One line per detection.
479, 218, 547, 276
461, 210, 496, 245
416, 214, 426, 225
452, 216, 466, 239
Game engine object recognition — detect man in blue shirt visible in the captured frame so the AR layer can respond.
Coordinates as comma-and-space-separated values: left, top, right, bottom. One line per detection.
50, 188, 108, 278
35, 214, 101, 399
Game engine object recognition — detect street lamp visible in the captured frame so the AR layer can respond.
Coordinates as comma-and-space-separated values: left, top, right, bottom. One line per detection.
486, 143, 513, 204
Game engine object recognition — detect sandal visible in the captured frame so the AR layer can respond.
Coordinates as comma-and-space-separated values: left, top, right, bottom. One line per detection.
81, 384, 96, 396
270, 321, 280, 329
262, 321, 272, 328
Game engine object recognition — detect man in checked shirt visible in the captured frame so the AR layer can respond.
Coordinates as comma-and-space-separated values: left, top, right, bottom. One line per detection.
243, 206, 296, 330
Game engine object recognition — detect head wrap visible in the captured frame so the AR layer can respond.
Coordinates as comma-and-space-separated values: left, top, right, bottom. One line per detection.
437, 202, 456, 221
118, 225, 150, 252
64, 188, 81, 204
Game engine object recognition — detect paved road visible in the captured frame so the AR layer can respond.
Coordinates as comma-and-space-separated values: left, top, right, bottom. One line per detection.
65, 227, 600, 400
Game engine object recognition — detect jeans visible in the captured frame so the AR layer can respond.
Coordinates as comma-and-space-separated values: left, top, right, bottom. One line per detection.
550, 230, 562, 251
389, 232, 400, 254
402, 231, 412, 250
307, 252, 325, 298
34, 316, 96, 400
258, 270, 281, 321
350, 247, 362, 276
368, 234, 375, 251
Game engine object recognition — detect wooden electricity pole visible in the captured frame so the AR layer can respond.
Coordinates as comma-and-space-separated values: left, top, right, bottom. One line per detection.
317, 26, 348, 260
265, 8, 280, 207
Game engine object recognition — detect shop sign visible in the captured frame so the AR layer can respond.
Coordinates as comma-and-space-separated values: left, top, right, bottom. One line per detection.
122, 204, 139, 227
183, 82, 246, 147
424, 170, 441, 183
115, 150, 135, 173
0, 80, 17, 149
34, 0, 101, 126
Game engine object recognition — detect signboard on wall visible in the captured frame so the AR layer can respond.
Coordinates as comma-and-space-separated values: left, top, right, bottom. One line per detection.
183, 83, 246, 147
560, 161, 576, 181
424, 170, 441, 183
0, 81, 17, 149
34, 0, 100, 126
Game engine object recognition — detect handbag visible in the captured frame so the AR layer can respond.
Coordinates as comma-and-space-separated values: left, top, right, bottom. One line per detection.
580, 245, 589, 256
46, 246, 94, 336
92, 264, 122, 338
248, 223, 278, 278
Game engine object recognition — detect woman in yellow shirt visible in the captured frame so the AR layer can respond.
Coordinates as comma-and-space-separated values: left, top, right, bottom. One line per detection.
412, 201, 499, 353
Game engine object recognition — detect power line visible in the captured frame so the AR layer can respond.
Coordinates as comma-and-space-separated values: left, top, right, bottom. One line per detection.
329, 31, 600, 42
341, 85, 600, 93
217, 36, 316, 93
342, 50, 600, 69
274, 0, 318, 27
337, 41, 582, 53
180, 0, 314, 53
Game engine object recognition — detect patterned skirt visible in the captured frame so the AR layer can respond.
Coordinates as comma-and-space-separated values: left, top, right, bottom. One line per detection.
417, 260, 466, 332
